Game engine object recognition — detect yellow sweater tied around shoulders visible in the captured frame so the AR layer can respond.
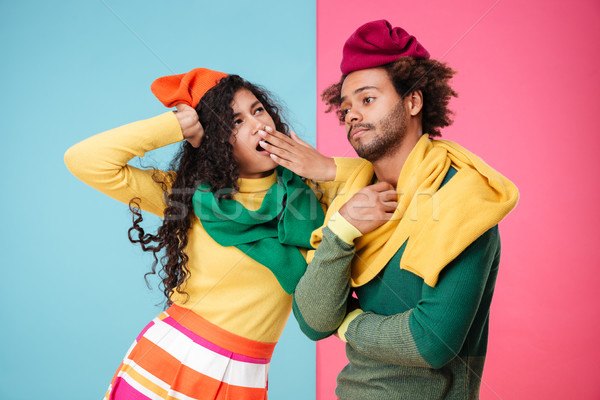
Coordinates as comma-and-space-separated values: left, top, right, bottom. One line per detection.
307, 134, 519, 287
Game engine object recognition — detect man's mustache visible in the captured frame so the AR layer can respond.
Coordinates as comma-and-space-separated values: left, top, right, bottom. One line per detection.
348, 123, 375, 139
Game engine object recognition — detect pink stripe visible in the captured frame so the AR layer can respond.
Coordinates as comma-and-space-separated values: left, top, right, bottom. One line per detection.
161, 316, 269, 364
136, 320, 155, 342
109, 377, 152, 400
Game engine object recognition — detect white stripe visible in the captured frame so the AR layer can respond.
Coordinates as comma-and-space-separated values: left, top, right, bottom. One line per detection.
117, 360, 198, 400
142, 318, 269, 389
120, 316, 163, 361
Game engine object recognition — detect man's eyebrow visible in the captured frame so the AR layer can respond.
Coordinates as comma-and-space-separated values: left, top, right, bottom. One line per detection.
232, 101, 262, 118
340, 86, 378, 103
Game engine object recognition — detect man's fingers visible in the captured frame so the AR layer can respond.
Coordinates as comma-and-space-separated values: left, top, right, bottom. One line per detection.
379, 190, 398, 202
381, 201, 399, 212
368, 181, 395, 192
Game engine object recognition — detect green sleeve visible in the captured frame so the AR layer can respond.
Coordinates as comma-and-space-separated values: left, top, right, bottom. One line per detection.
292, 226, 355, 340
344, 227, 500, 368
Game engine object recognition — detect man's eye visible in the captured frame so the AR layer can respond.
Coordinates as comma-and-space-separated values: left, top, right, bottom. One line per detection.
342, 108, 350, 115
364, 97, 374, 104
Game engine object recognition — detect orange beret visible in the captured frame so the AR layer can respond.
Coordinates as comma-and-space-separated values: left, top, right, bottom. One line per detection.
151, 68, 228, 108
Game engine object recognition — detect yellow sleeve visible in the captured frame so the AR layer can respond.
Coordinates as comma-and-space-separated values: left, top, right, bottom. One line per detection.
337, 308, 364, 342
327, 211, 362, 245
308, 157, 367, 209
333, 157, 367, 181
64, 112, 183, 217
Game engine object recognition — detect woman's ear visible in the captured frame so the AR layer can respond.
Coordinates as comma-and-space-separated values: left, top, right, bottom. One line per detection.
407, 90, 423, 116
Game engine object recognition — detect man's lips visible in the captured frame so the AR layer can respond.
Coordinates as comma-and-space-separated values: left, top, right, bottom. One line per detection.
349, 127, 370, 140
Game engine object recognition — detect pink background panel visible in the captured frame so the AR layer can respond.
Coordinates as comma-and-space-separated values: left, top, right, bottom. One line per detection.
316, 1, 600, 399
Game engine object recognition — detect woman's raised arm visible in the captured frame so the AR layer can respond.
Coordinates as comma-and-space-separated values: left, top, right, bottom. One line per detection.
64, 112, 184, 217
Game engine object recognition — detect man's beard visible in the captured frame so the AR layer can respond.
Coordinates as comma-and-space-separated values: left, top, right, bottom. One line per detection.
351, 100, 407, 162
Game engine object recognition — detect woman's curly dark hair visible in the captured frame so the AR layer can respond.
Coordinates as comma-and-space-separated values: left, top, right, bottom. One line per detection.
321, 57, 457, 137
128, 75, 289, 306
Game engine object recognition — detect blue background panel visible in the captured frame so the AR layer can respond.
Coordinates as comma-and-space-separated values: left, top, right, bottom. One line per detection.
0, 1, 316, 399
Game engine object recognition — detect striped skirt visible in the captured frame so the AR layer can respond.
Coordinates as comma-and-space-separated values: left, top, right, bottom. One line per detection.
103, 304, 276, 400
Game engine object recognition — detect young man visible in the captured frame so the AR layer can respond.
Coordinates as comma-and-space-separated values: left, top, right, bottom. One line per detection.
290, 20, 519, 399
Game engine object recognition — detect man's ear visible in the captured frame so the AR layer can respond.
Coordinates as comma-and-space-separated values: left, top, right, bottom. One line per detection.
407, 90, 423, 116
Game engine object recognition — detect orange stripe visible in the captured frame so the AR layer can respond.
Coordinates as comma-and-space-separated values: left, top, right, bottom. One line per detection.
213, 381, 268, 400
116, 336, 266, 399
124, 364, 267, 400
170, 357, 267, 400
156, 312, 169, 321
130, 336, 269, 398
123, 364, 266, 400
130, 337, 220, 398
167, 304, 276, 359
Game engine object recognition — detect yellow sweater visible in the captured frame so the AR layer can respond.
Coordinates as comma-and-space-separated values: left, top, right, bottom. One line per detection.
64, 112, 356, 343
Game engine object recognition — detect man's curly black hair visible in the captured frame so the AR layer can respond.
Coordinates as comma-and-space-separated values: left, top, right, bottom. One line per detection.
128, 75, 289, 306
321, 57, 458, 137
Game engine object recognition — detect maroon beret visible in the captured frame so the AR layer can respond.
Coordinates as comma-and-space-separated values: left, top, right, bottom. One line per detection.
341, 20, 430, 75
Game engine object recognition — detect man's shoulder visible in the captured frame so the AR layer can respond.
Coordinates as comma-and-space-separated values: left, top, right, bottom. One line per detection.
457, 224, 501, 268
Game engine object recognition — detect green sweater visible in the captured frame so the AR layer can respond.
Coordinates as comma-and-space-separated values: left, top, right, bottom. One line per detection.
293, 170, 501, 399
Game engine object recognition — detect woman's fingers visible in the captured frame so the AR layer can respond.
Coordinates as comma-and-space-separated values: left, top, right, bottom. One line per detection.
174, 103, 203, 148
258, 129, 297, 161
259, 126, 336, 181
269, 153, 292, 168
175, 103, 194, 113
259, 126, 297, 148
290, 131, 312, 148
259, 139, 293, 161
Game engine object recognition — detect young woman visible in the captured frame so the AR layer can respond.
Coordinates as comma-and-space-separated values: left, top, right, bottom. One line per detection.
64, 68, 339, 400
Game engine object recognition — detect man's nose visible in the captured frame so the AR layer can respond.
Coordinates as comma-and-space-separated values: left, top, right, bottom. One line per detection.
345, 108, 362, 124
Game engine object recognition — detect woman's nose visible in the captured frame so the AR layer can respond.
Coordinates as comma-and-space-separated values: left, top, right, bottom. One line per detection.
250, 116, 264, 134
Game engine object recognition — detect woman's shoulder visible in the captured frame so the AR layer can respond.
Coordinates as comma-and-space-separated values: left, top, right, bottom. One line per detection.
332, 157, 370, 181
333, 156, 369, 168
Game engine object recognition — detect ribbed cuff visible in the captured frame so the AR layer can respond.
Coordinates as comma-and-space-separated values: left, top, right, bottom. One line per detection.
337, 308, 364, 342
328, 211, 362, 245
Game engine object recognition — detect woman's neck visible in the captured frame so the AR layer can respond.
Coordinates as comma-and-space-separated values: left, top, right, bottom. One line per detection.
237, 169, 277, 193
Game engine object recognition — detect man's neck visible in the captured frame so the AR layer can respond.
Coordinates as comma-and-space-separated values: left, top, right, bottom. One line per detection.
372, 133, 421, 188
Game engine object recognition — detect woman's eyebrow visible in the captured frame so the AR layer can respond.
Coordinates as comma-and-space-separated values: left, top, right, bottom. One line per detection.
233, 101, 262, 118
